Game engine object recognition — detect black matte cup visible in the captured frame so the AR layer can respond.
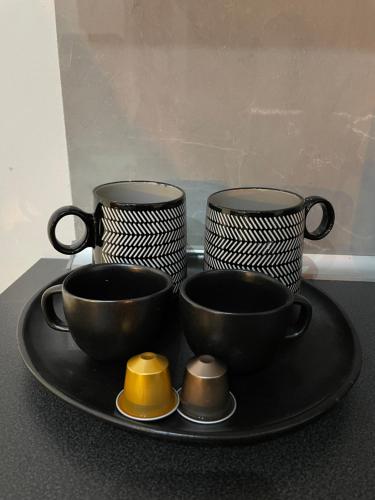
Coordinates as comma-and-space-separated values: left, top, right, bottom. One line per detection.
180, 270, 312, 374
41, 264, 172, 361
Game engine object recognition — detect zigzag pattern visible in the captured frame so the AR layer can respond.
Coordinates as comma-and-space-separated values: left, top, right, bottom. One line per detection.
205, 231, 303, 255
102, 217, 185, 234
168, 270, 187, 292
289, 281, 301, 293
170, 269, 187, 284
206, 219, 303, 242
102, 227, 185, 246
207, 207, 305, 230
205, 243, 302, 266
102, 203, 185, 222
102, 252, 186, 275
204, 259, 301, 290
204, 253, 302, 279
102, 238, 186, 258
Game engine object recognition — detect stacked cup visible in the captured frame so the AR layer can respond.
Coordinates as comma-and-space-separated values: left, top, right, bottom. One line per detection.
48, 181, 187, 293
204, 187, 335, 293
100, 199, 186, 293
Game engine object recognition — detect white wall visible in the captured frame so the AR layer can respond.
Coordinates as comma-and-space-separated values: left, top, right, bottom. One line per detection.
0, 0, 73, 292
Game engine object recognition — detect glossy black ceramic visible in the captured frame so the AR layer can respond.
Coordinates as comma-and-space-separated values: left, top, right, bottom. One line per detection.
180, 270, 312, 373
17, 254, 361, 444
41, 264, 172, 361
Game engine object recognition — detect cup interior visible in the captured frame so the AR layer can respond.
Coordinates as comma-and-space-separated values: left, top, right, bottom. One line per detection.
208, 187, 303, 212
94, 181, 184, 205
183, 271, 290, 314
64, 265, 171, 301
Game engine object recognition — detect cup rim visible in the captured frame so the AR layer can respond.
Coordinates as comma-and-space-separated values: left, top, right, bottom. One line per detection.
63, 263, 173, 303
180, 269, 294, 316
93, 180, 185, 209
207, 186, 305, 216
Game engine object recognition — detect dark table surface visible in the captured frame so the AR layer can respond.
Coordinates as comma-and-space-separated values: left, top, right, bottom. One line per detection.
1, 259, 375, 499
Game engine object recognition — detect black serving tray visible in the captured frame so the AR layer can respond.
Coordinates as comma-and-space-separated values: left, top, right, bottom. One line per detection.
17, 254, 362, 444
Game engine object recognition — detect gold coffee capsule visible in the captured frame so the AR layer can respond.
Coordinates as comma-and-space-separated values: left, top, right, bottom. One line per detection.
116, 352, 179, 421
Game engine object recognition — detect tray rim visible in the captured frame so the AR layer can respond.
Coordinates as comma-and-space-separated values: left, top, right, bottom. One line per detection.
17, 271, 362, 444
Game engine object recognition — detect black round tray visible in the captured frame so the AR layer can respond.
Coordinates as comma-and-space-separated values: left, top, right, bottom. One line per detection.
17, 258, 362, 444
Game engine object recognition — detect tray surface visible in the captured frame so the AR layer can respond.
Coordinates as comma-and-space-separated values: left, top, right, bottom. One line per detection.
17, 255, 362, 443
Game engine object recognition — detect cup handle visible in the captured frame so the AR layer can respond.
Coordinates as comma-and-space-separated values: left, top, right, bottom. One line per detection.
304, 196, 335, 240
285, 294, 312, 340
41, 284, 69, 332
48, 205, 96, 255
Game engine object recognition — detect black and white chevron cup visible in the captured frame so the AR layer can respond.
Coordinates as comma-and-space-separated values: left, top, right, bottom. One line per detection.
48, 181, 187, 292
204, 188, 335, 292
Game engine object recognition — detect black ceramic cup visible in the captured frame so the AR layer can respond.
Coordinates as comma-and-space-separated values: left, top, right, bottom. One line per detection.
47, 181, 186, 292
41, 264, 173, 361
180, 270, 312, 374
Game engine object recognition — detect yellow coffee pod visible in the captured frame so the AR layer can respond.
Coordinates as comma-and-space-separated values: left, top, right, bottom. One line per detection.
116, 352, 179, 421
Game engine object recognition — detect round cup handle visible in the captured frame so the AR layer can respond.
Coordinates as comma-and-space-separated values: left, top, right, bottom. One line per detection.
304, 196, 335, 241
48, 205, 95, 255
41, 284, 69, 332
285, 294, 312, 340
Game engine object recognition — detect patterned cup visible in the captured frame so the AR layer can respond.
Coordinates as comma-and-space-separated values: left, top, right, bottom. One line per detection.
48, 181, 186, 292
204, 187, 335, 292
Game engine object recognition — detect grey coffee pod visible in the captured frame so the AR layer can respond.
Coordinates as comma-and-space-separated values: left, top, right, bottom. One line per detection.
177, 355, 236, 424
